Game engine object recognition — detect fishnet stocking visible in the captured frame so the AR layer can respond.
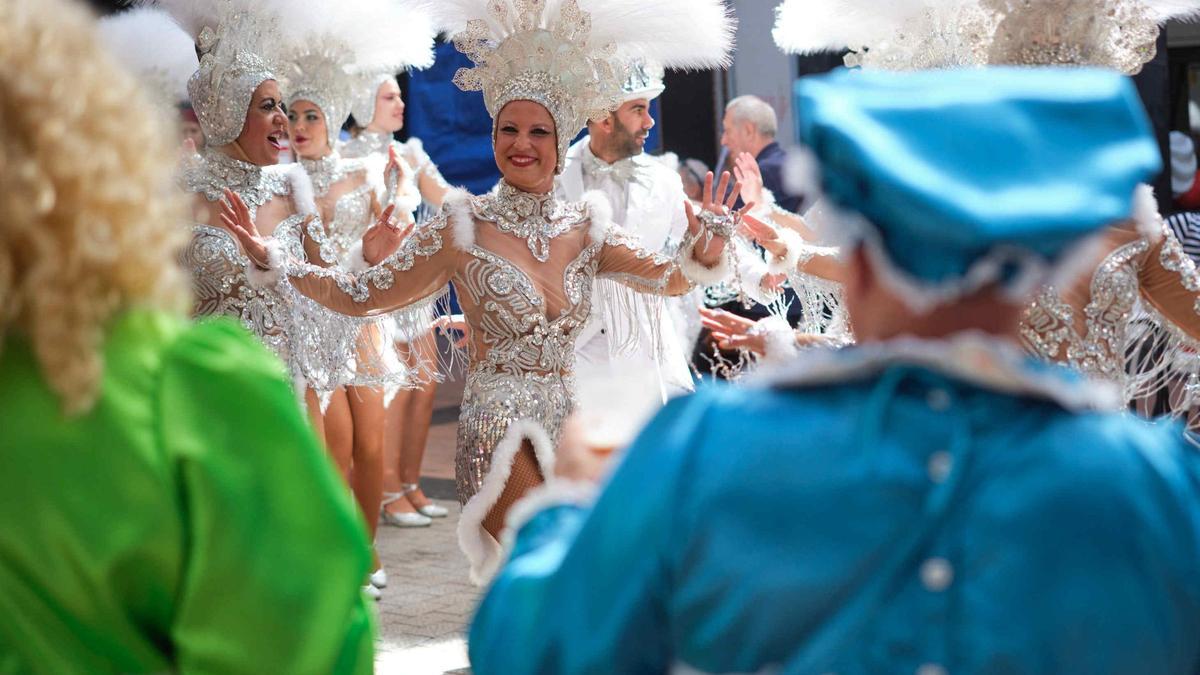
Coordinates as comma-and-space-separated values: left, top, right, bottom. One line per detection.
482, 443, 544, 540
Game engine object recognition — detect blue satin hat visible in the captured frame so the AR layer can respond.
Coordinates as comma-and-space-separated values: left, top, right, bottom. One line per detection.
795, 66, 1161, 299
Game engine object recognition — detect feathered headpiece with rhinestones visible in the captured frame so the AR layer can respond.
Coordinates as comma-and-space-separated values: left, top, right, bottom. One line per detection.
153, 0, 280, 147
97, 7, 198, 110
435, 0, 736, 173
279, 0, 437, 149
773, 0, 1200, 74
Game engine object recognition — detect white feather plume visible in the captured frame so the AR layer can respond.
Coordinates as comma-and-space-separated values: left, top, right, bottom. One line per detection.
97, 7, 197, 103
1144, 0, 1200, 22
148, 0, 256, 41
435, 0, 735, 70
772, 0, 976, 56
275, 0, 436, 74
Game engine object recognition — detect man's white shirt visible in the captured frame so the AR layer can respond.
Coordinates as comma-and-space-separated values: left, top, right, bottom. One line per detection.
557, 136, 697, 400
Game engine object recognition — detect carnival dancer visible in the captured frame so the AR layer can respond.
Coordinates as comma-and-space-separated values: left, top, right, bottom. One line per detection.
0, 0, 373, 670
219, 0, 742, 583
469, 64, 1200, 675
342, 71, 456, 528
158, 0, 406, 431
276, 0, 437, 599
555, 56, 729, 404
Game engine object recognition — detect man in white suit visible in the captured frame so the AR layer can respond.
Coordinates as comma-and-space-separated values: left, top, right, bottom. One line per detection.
557, 63, 698, 403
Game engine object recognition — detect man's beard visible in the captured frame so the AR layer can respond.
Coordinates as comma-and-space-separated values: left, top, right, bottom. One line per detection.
608, 118, 646, 160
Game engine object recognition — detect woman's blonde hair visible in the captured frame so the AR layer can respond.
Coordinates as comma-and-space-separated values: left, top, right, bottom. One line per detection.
0, 0, 190, 414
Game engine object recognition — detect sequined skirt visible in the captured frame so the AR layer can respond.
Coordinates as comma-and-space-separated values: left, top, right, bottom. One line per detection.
455, 369, 574, 504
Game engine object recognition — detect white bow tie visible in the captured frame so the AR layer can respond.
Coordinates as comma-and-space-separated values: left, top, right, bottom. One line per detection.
584, 154, 646, 186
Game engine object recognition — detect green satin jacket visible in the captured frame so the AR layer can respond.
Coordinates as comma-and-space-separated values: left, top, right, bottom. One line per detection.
0, 311, 374, 674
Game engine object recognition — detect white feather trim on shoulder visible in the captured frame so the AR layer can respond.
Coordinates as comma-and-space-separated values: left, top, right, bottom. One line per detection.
444, 187, 476, 251
581, 190, 613, 244
1132, 183, 1165, 243
286, 164, 319, 218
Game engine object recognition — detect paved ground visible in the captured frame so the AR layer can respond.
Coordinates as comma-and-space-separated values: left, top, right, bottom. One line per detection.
374, 497, 474, 675
374, 374, 477, 675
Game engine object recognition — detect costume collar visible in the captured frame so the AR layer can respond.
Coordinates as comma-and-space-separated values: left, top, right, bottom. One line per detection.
298, 151, 347, 197
183, 149, 289, 210
480, 180, 577, 262
753, 331, 1122, 412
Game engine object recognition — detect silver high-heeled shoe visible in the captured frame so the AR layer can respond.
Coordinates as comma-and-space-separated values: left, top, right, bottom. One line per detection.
380, 491, 432, 527
402, 482, 449, 518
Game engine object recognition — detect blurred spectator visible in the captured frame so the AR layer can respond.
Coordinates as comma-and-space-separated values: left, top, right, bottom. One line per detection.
721, 95, 804, 212
0, 1, 374, 672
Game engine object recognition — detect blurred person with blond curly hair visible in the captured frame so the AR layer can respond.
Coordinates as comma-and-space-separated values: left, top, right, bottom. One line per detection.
0, 0, 376, 672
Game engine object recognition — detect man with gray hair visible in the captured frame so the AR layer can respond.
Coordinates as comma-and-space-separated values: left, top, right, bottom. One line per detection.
721, 95, 803, 212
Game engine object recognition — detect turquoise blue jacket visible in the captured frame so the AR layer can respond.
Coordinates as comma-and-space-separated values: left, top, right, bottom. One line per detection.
469, 335, 1200, 674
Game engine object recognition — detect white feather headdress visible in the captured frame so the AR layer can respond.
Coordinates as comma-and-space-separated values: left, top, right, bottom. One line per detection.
152, 0, 280, 146
773, 0, 1200, 74
97, 7, 198, 109
277, 0, 437, 148
435, 0, 735, 173
984, 0, 1200, 74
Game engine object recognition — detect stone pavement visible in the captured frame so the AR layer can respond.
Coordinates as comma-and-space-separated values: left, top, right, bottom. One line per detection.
374, 497, 475, 675
374, 372, 476, 675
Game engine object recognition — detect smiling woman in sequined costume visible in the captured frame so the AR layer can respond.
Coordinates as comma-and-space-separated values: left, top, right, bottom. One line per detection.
220, 0, 739, 583
343, 73, 456, 528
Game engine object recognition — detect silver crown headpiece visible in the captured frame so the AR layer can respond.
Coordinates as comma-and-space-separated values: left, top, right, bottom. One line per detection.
155, 0, 280, 147
437, 0, 736, 174
773, 0, 1200, 74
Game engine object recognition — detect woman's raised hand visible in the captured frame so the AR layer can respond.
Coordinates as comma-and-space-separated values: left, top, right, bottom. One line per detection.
219, 188, 270, 269
361, 204, 413, 266
733, 151, 765, 208
740, 214, 789, 259
683, 171, 753, 265
699, 307, 766, 355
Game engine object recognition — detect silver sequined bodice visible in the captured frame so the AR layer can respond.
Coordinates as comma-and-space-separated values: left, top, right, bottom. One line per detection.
300, 154, 374, 265
180, 152, 299, 364
1022, 238, 1148, 384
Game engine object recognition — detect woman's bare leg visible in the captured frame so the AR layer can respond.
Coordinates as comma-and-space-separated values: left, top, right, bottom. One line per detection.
324, 388, 354, 481
348, 386, 385, 558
